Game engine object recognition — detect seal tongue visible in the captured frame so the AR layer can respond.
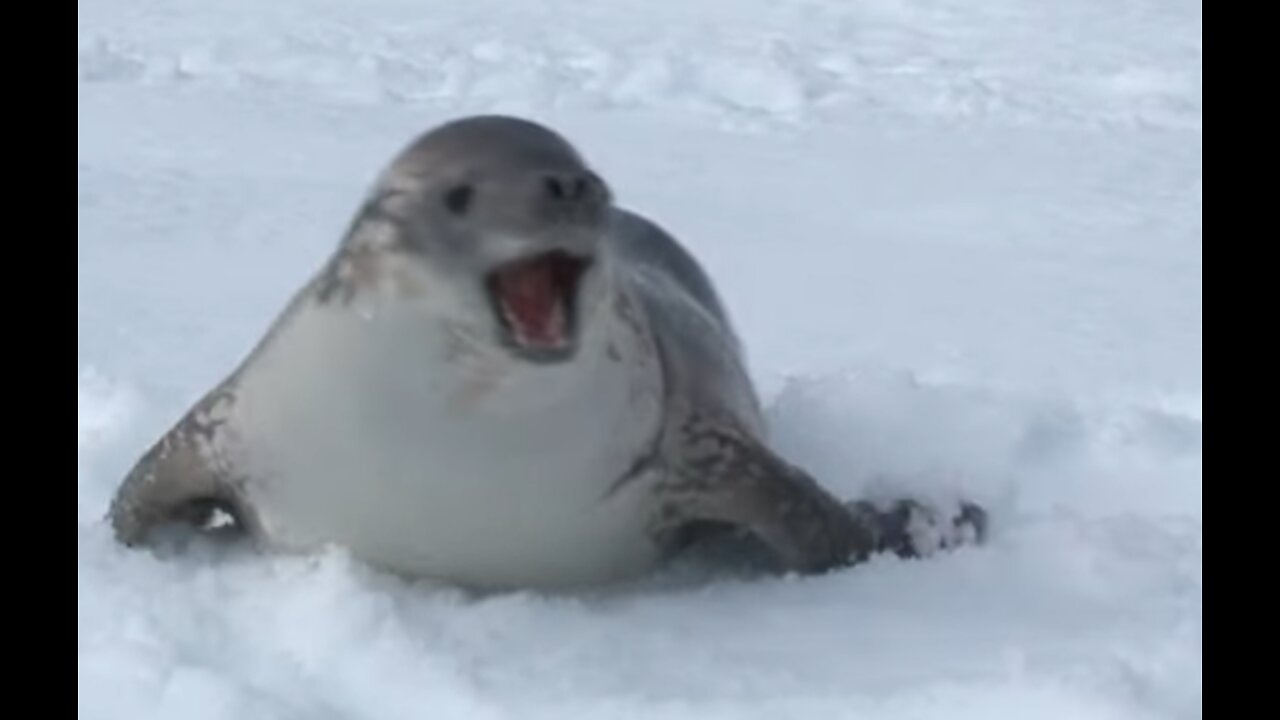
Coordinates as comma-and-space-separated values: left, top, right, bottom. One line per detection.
494, 257, 567, 347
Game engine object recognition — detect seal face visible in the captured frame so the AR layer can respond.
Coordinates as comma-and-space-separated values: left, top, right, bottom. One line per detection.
321, 116, 612, 367
108, 115, 986, 591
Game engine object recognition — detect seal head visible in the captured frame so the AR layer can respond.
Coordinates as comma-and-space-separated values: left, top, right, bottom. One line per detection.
362, 115, 613, 363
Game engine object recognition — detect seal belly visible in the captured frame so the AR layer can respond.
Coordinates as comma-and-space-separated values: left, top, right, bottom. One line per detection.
231, 296, 665, 589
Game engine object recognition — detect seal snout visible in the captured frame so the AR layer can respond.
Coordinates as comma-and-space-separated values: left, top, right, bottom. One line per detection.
535, 169, 610, 224
542, 172, 595, 203
485, 250, 592, 362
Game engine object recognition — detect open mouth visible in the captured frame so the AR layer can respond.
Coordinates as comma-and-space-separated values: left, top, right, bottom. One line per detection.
485, 251, 591, 361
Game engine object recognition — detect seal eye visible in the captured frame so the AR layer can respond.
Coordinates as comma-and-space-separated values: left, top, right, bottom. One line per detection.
442, 185, 474, 216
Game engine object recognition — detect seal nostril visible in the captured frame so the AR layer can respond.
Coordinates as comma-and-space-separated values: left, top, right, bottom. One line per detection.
544, 176, 566, 200
442, 184, 474, 216
541, 172, 605, 210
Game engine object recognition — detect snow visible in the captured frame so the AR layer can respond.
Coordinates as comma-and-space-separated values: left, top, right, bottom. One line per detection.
77, 0, 1202, 718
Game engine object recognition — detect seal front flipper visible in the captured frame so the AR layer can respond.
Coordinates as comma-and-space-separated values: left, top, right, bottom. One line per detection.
108, 387, 256, 547
844, 497, 988, 560
652, 413, 990, 574
652, 415, 875, 574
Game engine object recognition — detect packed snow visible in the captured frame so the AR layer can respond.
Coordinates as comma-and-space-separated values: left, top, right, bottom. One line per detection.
78, 0, 1202, 718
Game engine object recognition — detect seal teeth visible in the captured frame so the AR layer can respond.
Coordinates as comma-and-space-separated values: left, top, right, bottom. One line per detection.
487, 251, 588, 356
500, 279, 567, 347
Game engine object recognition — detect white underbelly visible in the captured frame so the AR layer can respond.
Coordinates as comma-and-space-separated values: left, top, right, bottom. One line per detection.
229, 299, 665, 589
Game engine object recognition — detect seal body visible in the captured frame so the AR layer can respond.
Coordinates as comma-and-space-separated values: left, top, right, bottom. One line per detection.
109, 116, 984, 590
224, 239, 667, 587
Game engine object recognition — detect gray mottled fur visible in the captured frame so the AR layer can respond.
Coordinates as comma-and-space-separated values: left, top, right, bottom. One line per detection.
108, 115, 985, 583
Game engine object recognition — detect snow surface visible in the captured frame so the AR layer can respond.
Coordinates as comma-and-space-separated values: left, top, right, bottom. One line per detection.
78, 0, 1202, 718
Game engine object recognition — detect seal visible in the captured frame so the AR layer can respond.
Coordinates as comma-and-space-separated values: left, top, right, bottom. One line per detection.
108, 115, 985, 590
